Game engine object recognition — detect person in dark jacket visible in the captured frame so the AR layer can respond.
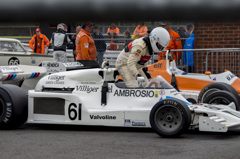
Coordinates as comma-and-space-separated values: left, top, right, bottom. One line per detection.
183, 33, 194, 73
123, 30, 133, 47
92, 25, 106, 65
51, 23, 71, 62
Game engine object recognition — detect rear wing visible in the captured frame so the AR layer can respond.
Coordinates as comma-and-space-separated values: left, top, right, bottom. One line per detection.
0, 61, 85, 82
0, 65, 46, 81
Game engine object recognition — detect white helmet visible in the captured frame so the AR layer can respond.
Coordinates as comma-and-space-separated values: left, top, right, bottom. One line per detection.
57, 23, 68, 32
149, 27, 170, 52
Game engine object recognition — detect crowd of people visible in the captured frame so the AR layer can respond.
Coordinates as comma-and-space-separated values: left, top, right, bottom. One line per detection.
28, 21, 195, 72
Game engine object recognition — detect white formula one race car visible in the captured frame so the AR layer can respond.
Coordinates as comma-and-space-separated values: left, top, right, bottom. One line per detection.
1, 64, 240, 137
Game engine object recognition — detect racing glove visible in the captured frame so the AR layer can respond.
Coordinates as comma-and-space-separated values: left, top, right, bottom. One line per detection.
142, 67, 152, 79
135, 74, 142, 80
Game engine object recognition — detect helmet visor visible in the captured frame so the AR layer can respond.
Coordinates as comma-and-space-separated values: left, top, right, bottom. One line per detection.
156, 42, 165, 51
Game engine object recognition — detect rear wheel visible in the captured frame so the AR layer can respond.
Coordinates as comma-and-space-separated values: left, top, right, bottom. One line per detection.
150, 98, 191, 137
0, 85, 28, 129
203, 90, 240, 110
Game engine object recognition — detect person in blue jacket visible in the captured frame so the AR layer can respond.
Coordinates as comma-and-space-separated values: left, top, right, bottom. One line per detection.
183, 33, 194, 73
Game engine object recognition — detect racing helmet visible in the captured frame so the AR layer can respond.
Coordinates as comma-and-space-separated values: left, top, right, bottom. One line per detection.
149, 27, 170, 52
57, 23, 68, 32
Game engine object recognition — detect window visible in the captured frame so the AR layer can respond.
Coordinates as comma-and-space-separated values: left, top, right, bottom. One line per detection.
0, 41, 25, 53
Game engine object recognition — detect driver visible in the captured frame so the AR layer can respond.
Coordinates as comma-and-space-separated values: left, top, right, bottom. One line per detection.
116, 27, 170, 87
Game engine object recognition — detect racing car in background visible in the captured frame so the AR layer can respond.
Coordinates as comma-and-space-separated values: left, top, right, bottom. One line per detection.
1, 63, 240, 137
148, 50, 240, 105
0, 38, 74, 66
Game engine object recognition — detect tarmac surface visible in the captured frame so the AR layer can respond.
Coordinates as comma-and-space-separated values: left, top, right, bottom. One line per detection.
0, 124, 240, 159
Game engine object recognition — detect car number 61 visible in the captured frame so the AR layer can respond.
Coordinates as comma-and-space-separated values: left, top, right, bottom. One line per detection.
68, 103, 82, 120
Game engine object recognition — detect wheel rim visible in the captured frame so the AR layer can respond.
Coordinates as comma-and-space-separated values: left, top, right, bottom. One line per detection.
154, 105, 183, 133
0, 98, 4, 119
201, 88, 219, 102
208, 96, 231, 105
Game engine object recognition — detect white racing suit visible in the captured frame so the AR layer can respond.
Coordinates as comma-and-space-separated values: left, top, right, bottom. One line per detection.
116, 37, 152, 87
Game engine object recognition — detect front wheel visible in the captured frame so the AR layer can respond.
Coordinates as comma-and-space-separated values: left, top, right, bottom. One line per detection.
203, 90, 240, 110
198, 82, 240, 104
150, 98, 191, 138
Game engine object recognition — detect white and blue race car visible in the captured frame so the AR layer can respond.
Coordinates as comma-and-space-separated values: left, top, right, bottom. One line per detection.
1, 63, 240, 137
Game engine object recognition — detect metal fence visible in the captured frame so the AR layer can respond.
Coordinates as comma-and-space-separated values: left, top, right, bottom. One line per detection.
103, 48, 240, 77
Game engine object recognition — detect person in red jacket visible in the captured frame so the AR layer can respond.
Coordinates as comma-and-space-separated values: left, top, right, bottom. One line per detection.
75, 21, 99, 68
106, 23, 120, 50
158, 22, 182, 63
29, 28, 50, 54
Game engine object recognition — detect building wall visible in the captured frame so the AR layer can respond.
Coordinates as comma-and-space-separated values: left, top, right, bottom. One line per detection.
194, 21, 240, 75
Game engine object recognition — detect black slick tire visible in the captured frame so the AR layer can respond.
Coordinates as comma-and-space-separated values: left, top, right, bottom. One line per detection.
203, 90, 240, 110
0, 85, 28, 129
198, 82, 240, 105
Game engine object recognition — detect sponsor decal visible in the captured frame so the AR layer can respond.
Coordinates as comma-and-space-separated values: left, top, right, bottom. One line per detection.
132, 120, 146, 126
4, 103, 12, 123
175, 38, 180, 41
48, 75, 65, 81
80, 81, 97, 84
47, 62, 59, 67
5, 73, 17, 81
152, 34, 156, 39
137, 49, 141, 53
63, 62, 83, 67
171, 36, 173, 40
125, 119, 131, 125
135, 53, 139, 57
89, 115, 116, 120
75, 85, 99, 93
28, 72, 40, 79
76, 40, 79, 44
114, 89, 155, 97
159, 90, 165, 95
166, 96, 191, 105
226, 73, 235, 81
46, 75, 65, 84
31, 59, 36, 64
0, 66, 22, 73
170, 90, 177, 93
124, 119, 146, 127
140, 56, 151, 62
155, 91, 159, 98
84, 43, 89, 48
154, 63, 162, 68
213, 77, 216, 81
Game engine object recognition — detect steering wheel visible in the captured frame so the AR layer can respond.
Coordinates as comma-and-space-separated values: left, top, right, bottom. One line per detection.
148, 82, 158, 88
101, 61, 110, 69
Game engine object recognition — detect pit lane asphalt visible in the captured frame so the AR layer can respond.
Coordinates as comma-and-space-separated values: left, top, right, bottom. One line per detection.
1, 124, 240, 159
